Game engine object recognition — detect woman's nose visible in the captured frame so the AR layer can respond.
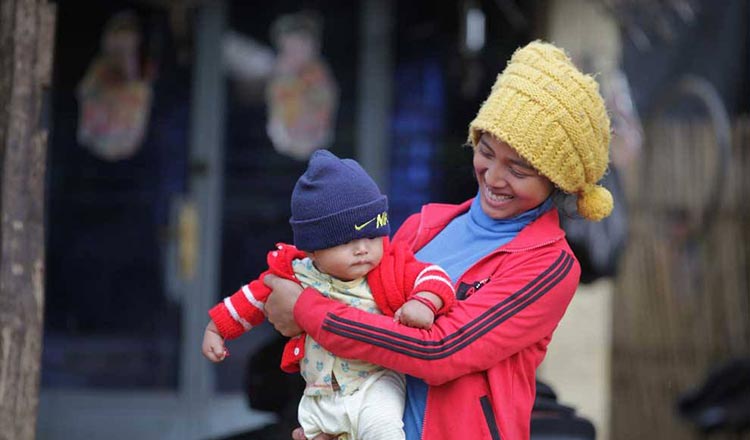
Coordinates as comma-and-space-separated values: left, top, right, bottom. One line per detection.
484, 164, 508, 187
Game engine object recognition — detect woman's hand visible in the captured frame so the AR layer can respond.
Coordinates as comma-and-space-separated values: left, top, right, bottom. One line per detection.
264, 274, 305, 337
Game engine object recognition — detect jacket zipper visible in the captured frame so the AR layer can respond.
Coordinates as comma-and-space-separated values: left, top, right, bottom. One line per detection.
421, 402, 429, 440
452, 237, 563, 287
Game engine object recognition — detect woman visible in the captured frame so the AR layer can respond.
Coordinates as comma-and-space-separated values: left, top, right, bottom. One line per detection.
265, 40, 613, 440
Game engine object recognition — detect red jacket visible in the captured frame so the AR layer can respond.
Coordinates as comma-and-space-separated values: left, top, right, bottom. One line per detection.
209, 238, 455, 372
294, 200, 581, 440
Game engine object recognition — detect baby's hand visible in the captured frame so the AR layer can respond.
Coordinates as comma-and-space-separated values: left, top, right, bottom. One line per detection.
394, 299, 435, 329
202, 321, 229, 362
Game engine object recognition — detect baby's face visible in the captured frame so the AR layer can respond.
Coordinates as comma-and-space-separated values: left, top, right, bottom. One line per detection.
308, 237, 384, 281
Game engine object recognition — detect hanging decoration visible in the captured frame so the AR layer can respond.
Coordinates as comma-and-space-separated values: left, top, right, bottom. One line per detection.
265, 10, 338, 161
76, 11, 153, 162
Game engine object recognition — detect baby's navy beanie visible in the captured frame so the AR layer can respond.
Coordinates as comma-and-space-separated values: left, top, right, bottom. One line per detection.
290, 150, 389, 251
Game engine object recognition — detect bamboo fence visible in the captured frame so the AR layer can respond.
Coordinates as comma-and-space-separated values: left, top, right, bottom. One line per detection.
611, 115, 750, 440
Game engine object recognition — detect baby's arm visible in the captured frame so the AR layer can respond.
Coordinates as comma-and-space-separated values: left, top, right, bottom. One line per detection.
202, 255, 280, 361
389, 248, 455, 329
202, 320, 228, 362
203, 244, 307, 363
209, 278, 269, 340
208, 245, 303, 339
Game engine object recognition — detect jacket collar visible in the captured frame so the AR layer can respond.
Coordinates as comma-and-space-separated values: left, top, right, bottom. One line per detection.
415, 198, 566, 252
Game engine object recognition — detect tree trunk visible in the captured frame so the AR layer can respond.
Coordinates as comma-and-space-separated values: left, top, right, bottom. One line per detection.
0, 0, 55, 438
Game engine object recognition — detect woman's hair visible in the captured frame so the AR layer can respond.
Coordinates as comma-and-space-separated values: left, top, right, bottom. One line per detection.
551, 189, 579, 219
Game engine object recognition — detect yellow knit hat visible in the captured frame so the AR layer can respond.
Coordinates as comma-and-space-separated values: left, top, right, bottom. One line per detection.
468, 41, 613, 221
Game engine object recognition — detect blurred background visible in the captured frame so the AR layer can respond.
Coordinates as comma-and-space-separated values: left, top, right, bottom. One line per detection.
21, 0, 750, 438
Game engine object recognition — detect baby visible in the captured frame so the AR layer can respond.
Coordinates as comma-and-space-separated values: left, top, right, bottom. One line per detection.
202, 150, 455, 440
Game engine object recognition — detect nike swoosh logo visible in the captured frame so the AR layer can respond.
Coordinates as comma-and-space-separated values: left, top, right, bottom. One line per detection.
354, 218, 376, 231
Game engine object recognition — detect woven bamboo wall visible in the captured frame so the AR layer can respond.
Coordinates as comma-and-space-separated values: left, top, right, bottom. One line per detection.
612, 117, 750, 439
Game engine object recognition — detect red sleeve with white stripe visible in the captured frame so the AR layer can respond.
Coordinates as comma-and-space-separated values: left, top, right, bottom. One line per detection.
209, 275, 271, 340
294, 249, 580, 385
385, 241, 455, 315
407, 263, 455, 315
208, 243, 305, 340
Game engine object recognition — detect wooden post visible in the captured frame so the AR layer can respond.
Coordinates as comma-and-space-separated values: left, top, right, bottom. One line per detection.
0, 0, 55, 438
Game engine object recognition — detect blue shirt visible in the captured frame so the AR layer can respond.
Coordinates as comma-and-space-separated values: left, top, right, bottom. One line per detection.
403, 194, 553, 439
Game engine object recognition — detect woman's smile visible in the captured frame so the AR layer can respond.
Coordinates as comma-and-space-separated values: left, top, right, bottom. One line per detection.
483, 184, 513, 204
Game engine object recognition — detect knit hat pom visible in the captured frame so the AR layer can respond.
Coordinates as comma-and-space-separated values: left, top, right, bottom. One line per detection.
577, 184, 614, 221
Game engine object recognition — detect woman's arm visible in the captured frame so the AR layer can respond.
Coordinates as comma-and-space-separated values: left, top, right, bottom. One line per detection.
294, 248, 580, 385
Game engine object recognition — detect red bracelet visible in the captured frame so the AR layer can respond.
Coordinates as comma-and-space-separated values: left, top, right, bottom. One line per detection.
409, 295, 439, 315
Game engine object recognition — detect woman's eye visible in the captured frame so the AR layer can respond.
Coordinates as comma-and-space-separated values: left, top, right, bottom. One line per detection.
509, 167, 529, 178
480, 148, 493, 158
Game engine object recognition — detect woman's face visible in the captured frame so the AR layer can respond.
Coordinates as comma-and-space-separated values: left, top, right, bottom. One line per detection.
473, 133, 554, 219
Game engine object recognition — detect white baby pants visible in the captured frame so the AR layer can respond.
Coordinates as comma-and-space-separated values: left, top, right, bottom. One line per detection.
298, 369, 406, 440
